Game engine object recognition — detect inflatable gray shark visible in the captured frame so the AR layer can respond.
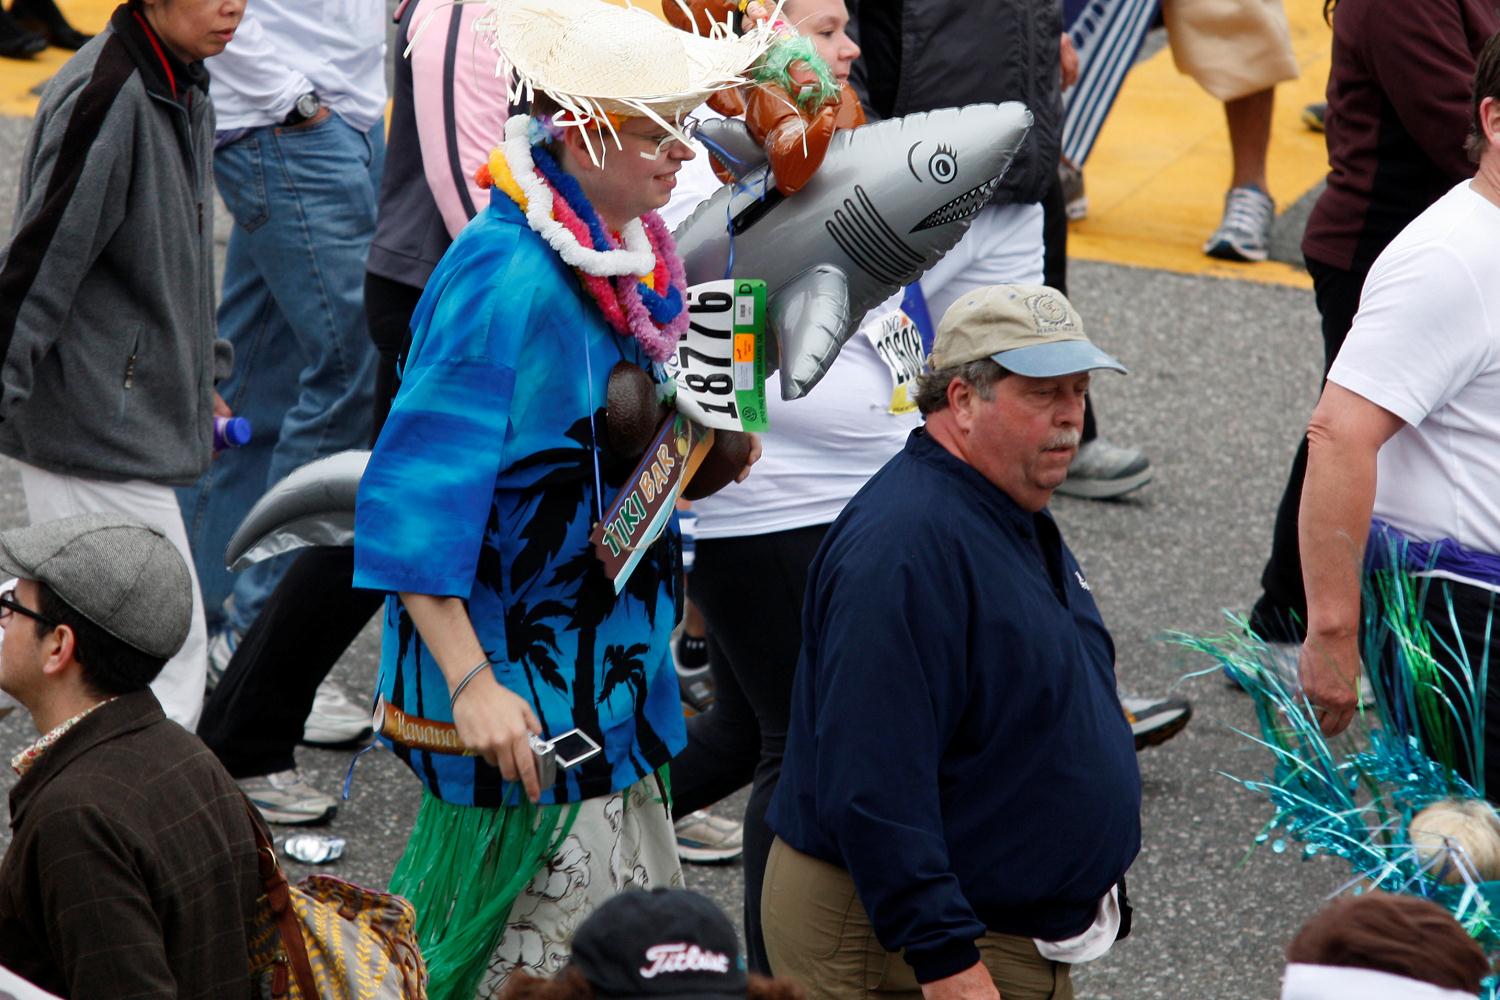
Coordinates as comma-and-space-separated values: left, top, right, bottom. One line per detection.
223, 102, 1031, 569
677, 101, 1032, 399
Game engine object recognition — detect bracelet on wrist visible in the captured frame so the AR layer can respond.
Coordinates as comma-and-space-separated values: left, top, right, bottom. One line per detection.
450, 659, 492, 711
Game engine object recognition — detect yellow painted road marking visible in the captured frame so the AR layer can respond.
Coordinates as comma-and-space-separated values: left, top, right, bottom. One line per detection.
1068, 3, 1334, 288
0, 0, 112, 117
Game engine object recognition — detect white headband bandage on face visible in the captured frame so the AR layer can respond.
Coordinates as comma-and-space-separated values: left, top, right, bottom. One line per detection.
1280, 963, 1480, 1000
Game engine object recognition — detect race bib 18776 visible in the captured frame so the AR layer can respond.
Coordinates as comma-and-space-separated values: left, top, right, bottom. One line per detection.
666, 280, 769, 432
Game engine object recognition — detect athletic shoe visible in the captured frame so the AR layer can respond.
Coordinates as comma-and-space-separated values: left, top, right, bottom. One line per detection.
204, 626, 240, 693
1204, 185, 1275, 262
1302, 102, 1326, 133
238, 769, 338, 826
1121, 693, 1192, 751
1058, 157, 1088, 220
301, 680, 375, 747
1053, 438, 1153, 500
674, 810, 744, 864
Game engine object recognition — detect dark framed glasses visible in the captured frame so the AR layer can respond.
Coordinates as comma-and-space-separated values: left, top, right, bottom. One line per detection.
0, 586, 58, 630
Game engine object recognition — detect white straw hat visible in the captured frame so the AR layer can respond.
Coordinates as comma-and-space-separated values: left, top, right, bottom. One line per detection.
473, 0, 771, 147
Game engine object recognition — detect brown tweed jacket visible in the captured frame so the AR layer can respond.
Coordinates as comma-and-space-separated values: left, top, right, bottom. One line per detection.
0, 689, 261, 999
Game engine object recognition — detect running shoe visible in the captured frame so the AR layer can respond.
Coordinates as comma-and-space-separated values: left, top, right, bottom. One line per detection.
1053, 438, 1153, 500
238, 769, 338, 826
675, 810, 744, 864
1204, 185, 1275, 262
301, 680, 375, 747
1121, 693, 1192, 751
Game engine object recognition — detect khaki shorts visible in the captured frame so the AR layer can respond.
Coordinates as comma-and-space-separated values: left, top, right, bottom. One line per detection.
1162, 0, 1299, 102
761, 838, 1074, 1000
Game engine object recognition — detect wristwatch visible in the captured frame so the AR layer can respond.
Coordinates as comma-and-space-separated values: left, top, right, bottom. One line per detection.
282, 91, 321, 127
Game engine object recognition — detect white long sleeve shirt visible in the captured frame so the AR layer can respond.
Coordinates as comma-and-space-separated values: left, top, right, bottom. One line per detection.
208, 0, 387, 132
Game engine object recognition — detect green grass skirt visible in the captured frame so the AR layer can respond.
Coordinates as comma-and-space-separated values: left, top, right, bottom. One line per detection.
389, 790, 581, 1000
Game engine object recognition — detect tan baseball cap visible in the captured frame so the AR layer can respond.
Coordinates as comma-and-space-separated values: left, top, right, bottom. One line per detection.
929, 284, 1127, 377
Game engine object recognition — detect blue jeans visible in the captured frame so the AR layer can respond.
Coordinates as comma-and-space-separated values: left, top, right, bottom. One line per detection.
178, 112, 384, 636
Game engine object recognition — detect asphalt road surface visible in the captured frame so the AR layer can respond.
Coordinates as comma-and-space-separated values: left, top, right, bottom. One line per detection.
0, 96, 1352, 1000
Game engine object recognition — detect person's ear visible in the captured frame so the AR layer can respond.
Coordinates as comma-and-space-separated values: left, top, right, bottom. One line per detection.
1483, 96, 1500, 145
558, 124, 604, 176
947, 378, 977, 431
39, 625, 77, 679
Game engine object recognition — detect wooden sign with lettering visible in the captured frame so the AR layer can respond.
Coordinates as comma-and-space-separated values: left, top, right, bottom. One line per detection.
590, 411, 714, 592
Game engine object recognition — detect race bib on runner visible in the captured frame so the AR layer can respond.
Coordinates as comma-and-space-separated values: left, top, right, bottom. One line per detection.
862, 309, 924, 414
666, 280, 769, 432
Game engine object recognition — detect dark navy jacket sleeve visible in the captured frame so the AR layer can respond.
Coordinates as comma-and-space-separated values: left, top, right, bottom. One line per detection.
805, 551, 988, 981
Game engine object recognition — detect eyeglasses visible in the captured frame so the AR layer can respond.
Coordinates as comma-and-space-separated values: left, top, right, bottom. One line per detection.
622, 116, 698, 159
0, 586, 58, 631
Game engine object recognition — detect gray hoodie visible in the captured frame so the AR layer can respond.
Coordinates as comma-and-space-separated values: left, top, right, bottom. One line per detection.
0, 6, 232, 486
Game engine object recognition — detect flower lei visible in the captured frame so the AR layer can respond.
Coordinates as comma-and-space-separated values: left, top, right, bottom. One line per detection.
486, 115, 689, 363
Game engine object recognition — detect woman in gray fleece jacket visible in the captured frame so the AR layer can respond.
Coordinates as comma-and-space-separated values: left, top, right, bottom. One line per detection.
0, 0, 243, 729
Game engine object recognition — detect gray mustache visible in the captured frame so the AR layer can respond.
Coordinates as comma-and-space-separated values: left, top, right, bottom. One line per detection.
1044, 429, 1082, 451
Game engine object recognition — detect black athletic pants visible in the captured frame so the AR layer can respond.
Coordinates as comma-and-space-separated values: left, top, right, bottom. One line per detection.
1248, 257, 1369, 643
200, 273, 417, 776
1375, 577, 1500, 792
669, 523, 830, 974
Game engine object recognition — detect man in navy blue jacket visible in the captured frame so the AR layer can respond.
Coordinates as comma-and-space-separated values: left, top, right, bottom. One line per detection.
764, 284, 1142, 1000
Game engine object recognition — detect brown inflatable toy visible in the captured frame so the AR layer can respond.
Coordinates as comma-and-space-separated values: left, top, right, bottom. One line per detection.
663, 0, 863, 195
605, 361, 668, 461
682, 429, 752, 500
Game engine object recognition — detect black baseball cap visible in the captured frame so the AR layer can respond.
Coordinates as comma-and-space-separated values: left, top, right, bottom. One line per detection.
568, 889, 748, 999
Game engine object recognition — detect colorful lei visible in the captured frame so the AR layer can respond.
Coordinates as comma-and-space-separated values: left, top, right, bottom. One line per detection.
480, 115, 689, 363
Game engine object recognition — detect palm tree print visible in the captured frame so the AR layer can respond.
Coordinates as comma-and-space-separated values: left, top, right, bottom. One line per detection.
504, 599, 571, 708
598, 642, 662, 774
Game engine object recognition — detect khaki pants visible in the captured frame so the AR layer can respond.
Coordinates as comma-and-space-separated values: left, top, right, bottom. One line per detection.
1162, 0, 1299, 102
762, 839, 1074, 1000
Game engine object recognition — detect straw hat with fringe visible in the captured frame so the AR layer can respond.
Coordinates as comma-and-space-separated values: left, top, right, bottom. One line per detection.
470, 0, 774, 162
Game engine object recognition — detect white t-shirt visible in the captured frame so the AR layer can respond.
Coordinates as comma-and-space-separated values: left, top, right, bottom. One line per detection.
208, 0, 388, 131
1327, 181, 1500, 556
659, 111, 921, 539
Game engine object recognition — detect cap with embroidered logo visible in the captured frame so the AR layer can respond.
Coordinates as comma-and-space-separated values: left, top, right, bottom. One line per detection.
567, 888, 747, 999
928, 283, 1127, 377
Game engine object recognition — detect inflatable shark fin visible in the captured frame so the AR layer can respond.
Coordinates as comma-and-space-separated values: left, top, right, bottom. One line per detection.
768, 264, 853, 401
223, 450, 370, 571
694, 117, 770, 181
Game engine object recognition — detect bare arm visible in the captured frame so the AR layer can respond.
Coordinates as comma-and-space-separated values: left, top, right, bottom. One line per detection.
921, 963, 1000, 1000
399, 593, 543, 802
1297, 382, 1404, 735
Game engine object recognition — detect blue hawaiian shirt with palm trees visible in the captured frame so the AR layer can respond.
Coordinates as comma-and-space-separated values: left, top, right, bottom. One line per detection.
354, 193, 685, 807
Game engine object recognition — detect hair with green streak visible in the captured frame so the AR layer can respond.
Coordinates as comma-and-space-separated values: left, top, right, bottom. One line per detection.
753, 34, 840, 111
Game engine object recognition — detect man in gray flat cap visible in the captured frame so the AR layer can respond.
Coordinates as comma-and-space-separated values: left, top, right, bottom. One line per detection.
765, 285, 1141, 1000
0, 513, 263, 1000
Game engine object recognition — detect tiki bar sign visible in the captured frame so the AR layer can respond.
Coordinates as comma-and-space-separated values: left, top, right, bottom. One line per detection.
590, 411, 712, 592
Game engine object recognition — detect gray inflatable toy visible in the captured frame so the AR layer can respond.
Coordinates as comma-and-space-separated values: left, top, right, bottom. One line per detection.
678, 101, 1032, 399
224, 103, 1031, 568
223, 450, 368, 571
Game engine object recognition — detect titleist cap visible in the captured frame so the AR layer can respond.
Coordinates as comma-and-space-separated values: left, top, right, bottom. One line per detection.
568, 888, 747, 999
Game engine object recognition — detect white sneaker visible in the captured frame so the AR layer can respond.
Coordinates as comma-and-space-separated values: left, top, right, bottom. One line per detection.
238, 769, 338, 826
1204, 185, 1275, 262
204, 627, 239, 694
674, 810, 744, 864
302, 680, 374, 747
1053, 438, 1153, 500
